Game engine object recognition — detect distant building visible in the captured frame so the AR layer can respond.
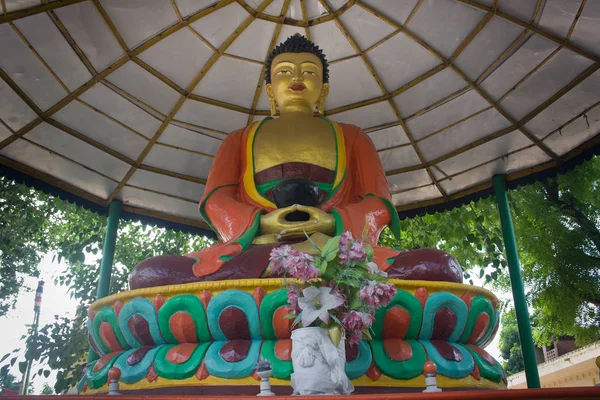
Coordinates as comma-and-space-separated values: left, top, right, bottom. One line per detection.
508, 339, 600, 388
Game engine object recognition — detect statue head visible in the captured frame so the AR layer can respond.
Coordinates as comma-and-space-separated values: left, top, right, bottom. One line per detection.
265, 34, 330, 116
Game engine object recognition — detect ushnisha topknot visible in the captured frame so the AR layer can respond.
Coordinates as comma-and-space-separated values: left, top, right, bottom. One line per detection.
265, 33, 329, 84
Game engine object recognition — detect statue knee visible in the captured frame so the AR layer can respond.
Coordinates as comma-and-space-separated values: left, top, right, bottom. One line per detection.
386, 248, 463, 283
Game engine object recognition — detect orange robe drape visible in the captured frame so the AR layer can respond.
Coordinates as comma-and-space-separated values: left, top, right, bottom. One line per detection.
187, 121, 401, 277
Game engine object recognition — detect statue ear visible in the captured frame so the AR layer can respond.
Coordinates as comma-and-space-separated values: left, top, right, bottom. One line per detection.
265, 83, 274, 99
266, 83, 277, 116
317, 83, 329, 115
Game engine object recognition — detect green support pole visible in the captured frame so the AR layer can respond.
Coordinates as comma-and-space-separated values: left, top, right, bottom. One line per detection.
96, 200, 122, 299
492, 175, 541, 388
88, 200, 122, 363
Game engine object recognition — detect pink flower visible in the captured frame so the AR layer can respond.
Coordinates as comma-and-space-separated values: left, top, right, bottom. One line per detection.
343, 311, 374, 346
338, 231, 366, 266
269, 245, 293, 274
342, 311, 374, 331
286, 285, 301, 314
269, 246, 318, 281
347, 330, 363, 346
286, 252, 318, 281
360, 281, 397, 308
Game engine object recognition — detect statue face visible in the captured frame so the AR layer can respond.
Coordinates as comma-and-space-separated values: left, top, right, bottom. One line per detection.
267, 52, 326, 112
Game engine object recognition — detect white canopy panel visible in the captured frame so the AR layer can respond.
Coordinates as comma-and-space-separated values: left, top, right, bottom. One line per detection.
0, 0, 599, 231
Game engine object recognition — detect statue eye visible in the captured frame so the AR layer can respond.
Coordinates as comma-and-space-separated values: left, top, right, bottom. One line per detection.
276, 70, 292, 75
303, 71, 316, 76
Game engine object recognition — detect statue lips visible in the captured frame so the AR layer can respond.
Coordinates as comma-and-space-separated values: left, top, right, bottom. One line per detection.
289, 84, 306, 91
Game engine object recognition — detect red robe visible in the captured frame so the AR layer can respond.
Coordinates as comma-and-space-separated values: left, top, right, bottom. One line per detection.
187, 120, 401, 277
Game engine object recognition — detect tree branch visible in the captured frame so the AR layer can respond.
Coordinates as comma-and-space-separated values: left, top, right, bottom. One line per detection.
541, 179, 600, 254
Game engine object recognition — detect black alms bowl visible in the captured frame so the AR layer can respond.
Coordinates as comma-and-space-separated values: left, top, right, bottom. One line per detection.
271, 179, 321, 222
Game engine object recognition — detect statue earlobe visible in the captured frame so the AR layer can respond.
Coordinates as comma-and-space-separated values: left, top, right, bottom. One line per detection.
266, 83, 277, 116
317, 83, 329, 115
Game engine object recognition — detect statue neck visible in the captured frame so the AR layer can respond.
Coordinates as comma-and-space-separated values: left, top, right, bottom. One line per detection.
278, 104, 316, 120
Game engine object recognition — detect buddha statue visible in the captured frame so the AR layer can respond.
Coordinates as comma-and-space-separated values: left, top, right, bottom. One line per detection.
84, 35, 505, 396
129, 34, 463, 289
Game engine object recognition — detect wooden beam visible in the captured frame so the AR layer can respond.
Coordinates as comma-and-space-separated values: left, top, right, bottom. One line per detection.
319, 0, 448, 200
325, 64, 447, 116
45, 118, 136, 166
105, 0, 275, 204
0, 0, 236, 151
132, 57, 186, 96
21, 136, 119, 182
188, 93, 253, 115
126, 183, 199, 204
47, 10, 97, 75
455, 0, 600, 63
100, 80, 167, 120
155, 142, 215, 159
171, 120, 228, 137
235, 0, 356, 27
299, 0, 311, 40
0, 117, 15, 134
9, 22, 70, 93
0, 153, 106, 206
91, 0, 129, 52
540, 100, 600, 141
359, 0, 560, 160
394, 131, 600, 214
247, 0, 291, 124
0, 0, 85, 24
137, 165, 207, 185
0, 67, 42, 115
516, 63, 600, 128
75, 98, 150, 141
120, 204, 213, 231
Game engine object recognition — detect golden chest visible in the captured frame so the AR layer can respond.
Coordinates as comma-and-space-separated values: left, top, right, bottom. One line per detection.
253, 118, 337, 172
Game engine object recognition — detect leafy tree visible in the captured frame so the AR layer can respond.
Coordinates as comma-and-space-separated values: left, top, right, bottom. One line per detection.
0, 372, 21, 393
379, 196, 507, 286
0, 178, 53, 316
0, 180, 214, 393
498, 308, 525, 375
41, 382, 53, 394
1, 155, 599, 392
510, 156, 600, 346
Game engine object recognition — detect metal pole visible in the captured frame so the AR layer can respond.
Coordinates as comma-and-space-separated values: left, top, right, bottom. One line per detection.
20, 281, 44, 395
492, 175, 541, 388
96, 201, 122, 299
88, 200, 122, 363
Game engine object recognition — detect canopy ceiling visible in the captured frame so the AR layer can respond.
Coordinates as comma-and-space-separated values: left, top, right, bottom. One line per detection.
1, 0, 599, 232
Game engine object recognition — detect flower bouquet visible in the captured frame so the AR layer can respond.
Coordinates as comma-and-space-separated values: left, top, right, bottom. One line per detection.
268, 231, 397, 395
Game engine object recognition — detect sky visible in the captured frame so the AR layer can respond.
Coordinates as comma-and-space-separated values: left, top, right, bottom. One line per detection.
0, 253, 508, 394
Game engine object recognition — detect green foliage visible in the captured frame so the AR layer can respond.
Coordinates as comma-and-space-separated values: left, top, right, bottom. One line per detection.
378, 196, 507, 286
41, 383, 53, 394
0, 178, 54, 316
0, 179, 214, 393
510, 157, 600, 346
498, 309, 525, 375
1, 155, 599, 392
0, 372, 21, 393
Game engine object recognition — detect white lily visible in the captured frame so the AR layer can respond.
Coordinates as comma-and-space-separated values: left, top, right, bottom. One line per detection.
298, 286, 344, 327
367, 261, 388, 277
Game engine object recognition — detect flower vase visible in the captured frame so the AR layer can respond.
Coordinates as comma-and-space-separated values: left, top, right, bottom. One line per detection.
290, 327, 354, 395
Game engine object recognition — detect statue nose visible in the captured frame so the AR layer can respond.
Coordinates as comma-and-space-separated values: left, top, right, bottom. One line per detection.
292, 69, 303, 81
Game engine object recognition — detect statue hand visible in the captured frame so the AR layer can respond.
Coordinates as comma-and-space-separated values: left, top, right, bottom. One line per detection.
260, 205, 300, 235
278, 205, 334, 240
260, 205, 334, 239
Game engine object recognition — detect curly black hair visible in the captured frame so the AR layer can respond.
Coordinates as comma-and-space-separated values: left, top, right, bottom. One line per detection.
264, 33, 329, 84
